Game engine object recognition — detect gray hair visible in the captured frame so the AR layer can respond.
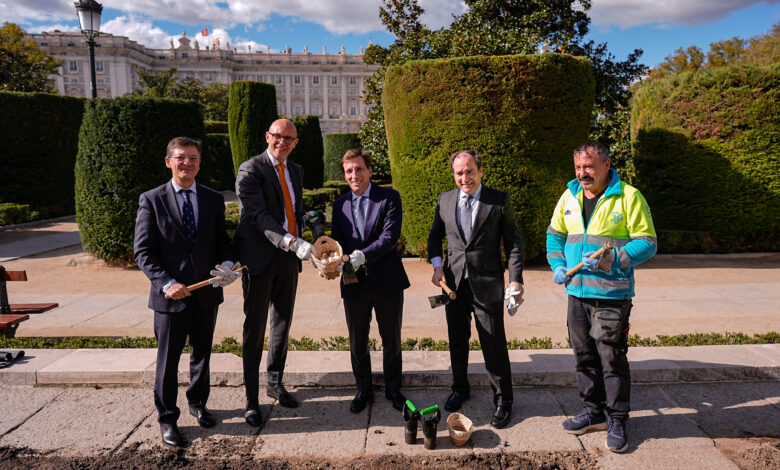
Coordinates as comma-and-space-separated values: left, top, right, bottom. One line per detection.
167, 136, 201, 156
449, 149, 483, 170
574, 141, 609, 163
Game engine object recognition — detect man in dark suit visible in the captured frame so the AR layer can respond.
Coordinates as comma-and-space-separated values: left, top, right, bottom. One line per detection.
427, 149, 524, 428
234, 119, 313, 426
330, 148, 410, 413
134, 137, 236, 447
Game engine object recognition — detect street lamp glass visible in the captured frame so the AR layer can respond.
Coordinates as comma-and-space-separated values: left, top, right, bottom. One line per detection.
75, 0, 103, 36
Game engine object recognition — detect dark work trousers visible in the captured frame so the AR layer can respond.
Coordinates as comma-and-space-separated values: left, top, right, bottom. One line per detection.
567, 295, 633, 421
153, 302, 218, 424
242, 252, 299, 406
445, 280, 513, 405
343, 278, 404, 398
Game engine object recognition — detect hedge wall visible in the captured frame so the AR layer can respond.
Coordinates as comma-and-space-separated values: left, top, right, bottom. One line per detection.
631, 64, 780, 252
288, 115, 324, 189
75, 97, 204, 262
0, 91, 85, 217
383, 54, 594, 259
228, 81, 277, 175
323, 133, 361, 181
200, 133, 235, 191
205, 120, 228, 133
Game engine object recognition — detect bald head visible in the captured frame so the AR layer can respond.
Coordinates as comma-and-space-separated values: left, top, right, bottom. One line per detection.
266, 119, 298, 161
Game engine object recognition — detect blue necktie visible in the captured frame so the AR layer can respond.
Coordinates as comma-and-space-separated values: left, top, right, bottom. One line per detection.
181, 189, 196, 242
354, 196, 365, 240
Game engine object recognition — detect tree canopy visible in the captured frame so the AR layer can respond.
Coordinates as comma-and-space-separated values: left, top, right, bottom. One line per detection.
130, 67, 229, 121
0, 23, 61, 93
360, 0, 645, 180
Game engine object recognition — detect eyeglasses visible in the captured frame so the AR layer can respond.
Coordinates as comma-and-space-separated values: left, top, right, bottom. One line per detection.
268, 132, 297, 143
168, 155, 201, 163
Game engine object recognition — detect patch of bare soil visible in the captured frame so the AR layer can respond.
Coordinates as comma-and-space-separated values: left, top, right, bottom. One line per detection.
718, 438, 780, 470
0, 444, 598, 470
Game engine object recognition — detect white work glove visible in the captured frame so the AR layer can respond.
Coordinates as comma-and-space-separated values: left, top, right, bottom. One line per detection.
504, 286, 524, 316
209, 261, 242, 288
349, 250, 366, 270
290, 238, 313, 261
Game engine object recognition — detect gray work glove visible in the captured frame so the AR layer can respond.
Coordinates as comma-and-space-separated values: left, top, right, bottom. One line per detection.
209, 261, 242, 287
348, 250, 366, 270
290, 238, 313, 261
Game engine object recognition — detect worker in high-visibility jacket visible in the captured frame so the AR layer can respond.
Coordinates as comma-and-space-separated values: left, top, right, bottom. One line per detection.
546, 141, 657, 454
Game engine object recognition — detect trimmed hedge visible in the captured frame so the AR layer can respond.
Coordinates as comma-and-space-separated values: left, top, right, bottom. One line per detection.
323, 133, 361, 181
383, 54, 594, 259
201, 133, 235, 191
0, 203, 38, 226
228, 81, 277, 175
75, 97, 204, 262
204, 120, 228, 133
631, 64, 780, 252
288, 115, 324, 189
0, 91, 85, 218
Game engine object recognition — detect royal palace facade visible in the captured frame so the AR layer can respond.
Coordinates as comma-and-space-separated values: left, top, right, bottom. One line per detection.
31, 30, 380, 134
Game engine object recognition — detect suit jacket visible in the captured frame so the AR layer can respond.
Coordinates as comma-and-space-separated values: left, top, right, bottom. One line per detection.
331, 185, 410, 299
134, 181, 232, 312
233, 151, 304, 274
427, 186, 524, 305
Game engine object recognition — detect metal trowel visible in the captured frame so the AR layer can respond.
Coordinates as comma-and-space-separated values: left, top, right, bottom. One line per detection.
428, 280, 457, 308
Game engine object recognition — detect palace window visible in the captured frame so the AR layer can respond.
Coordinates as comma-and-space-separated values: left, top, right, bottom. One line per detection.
96, 61, 104, 72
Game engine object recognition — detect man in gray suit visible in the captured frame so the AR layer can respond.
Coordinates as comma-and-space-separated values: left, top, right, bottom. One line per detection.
428, 149, 524, 428
234, 119, 313, 426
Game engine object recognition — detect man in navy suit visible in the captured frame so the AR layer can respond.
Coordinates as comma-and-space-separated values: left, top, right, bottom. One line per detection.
134, 137, 236, 447
234, 119, 314, 424
331, 148, 410, 413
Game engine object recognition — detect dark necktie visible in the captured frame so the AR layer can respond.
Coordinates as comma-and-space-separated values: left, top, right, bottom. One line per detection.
461, 194, 473, 241
181, 189, 196, 242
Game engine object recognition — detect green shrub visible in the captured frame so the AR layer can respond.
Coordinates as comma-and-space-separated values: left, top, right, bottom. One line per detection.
228, 81, 277, 175
0, 202, 38, 226
383, 54, 594, 259
323, 133, 361, 181
204, 120, 228, 133
75, 97, 204, 262
0, 91, 85, 218
201, 133, 235, 191
631, 64, 780, 252
302, 187, 340, 209
288, 115, 324, 189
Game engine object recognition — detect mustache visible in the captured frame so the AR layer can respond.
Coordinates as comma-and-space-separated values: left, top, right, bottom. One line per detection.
578, 176, 594, 182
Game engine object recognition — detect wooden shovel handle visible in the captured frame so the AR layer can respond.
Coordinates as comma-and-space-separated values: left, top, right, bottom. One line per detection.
565, 242, 614, 277
439, 280, 457, 299
169, 266, 248, 298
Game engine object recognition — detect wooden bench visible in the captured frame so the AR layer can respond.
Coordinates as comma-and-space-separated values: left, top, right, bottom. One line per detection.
0, 266, 58, 337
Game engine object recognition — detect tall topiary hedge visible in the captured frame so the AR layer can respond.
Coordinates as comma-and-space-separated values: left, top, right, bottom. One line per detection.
0, 91, 85, 218
228, 81, 277, 175
631, 64, 780, 252
383, 54, 594, 259
288, 115, 324, 189
75, 97, 204, 262
323, 133, 361, 181
201, 133, 235, 191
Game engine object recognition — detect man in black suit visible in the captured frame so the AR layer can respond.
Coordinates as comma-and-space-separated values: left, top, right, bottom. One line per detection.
427, 149, 524, 428
330, 148, 410, 413
234, 119, 313, 426
134, 137, 236, 447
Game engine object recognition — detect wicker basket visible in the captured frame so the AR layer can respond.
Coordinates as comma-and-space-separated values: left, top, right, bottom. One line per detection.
447, 412, 473, 446
311, 236, 343, 280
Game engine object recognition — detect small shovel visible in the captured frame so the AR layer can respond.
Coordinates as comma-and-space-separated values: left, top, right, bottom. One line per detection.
565, 241, 614, 276
428, 280, 457, 308
341, 255, 359, 285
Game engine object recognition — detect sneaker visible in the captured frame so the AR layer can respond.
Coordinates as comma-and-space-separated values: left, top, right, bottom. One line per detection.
606, 418, 628, 453
562, 409, 607, 435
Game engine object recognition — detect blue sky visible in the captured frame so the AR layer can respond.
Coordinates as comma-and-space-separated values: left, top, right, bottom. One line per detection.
4, 0, 779, 68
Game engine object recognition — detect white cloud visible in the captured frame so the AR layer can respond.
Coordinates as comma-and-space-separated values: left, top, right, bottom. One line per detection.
101, 15, 176, 49
25, 23, 80, 34
590, 0, 780, 29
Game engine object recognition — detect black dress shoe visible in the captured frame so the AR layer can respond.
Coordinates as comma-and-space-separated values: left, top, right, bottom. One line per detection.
387, 391, 406, 412
160, 423, 187, 447
267, 383, 299, 408
490, 403, 512, 428
245, 406, 263, 427
444, 391, 470, 412
189, 406, 216, 428
350, 390, 374, 413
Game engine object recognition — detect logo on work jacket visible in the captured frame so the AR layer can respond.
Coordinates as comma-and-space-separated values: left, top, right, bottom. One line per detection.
564, 209, 571, 215
610, 212, 624, 224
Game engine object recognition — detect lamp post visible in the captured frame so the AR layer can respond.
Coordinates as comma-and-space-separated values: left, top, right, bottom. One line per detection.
74, 0, 103, 98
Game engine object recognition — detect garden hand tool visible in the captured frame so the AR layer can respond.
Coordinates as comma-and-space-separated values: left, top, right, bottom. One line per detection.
428, 280, 457, 308
340, 255, 358, 285
303, 209, 326, 240
168, 265, 248, 298
565, 241, 614, 276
